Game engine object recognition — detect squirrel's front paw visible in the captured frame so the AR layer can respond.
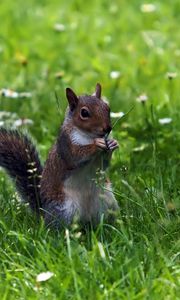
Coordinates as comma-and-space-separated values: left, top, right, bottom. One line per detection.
95, 138, 119, 151
106, 139, 119, 151
94, 138, 107, 150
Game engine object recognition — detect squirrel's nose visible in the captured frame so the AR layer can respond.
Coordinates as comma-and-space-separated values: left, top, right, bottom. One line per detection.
103, 125, 112, 135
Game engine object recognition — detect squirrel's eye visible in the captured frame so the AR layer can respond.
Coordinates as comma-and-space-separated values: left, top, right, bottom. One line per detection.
80, 108, 90, 119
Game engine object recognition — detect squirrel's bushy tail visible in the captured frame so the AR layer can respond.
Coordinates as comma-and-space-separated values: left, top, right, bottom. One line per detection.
0, 128, 43, 212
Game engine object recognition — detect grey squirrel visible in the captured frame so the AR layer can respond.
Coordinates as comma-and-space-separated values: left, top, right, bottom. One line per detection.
0, 83, 119, 228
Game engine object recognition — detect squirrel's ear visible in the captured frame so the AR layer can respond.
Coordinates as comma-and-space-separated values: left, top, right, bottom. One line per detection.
66, 88, 79, 111
95, 83, 102, 99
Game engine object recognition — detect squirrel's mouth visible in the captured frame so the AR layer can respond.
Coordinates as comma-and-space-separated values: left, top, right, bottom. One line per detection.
97, 130, 111, 138
86, 130, 108, 139
98, 133, 106, 138
96, 126, 112, 138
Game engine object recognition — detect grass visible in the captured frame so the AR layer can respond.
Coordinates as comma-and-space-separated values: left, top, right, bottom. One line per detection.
0, 0, 180, 299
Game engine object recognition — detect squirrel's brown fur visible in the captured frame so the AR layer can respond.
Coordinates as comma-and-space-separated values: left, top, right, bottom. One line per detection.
0, 84, 119, 228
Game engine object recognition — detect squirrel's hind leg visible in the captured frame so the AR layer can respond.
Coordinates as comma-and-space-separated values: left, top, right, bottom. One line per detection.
41, 200, 77, 229
99, 181, 119, 223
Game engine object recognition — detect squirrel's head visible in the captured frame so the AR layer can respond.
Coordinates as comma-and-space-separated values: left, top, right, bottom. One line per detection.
66, 83, 112, 137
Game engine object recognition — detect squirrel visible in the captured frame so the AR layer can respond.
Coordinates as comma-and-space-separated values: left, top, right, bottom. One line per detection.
0, 83, 119, 228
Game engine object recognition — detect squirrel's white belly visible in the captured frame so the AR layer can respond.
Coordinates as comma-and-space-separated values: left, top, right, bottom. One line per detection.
63, 162, 103, 222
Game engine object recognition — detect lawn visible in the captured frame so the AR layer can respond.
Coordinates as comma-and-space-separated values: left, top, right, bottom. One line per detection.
0, 0, 180, 299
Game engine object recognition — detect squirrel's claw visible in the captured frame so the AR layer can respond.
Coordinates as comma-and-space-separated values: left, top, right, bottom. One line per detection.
95, 138, 107, 150
95, 138, 119, 151
106, 139, 119, 151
